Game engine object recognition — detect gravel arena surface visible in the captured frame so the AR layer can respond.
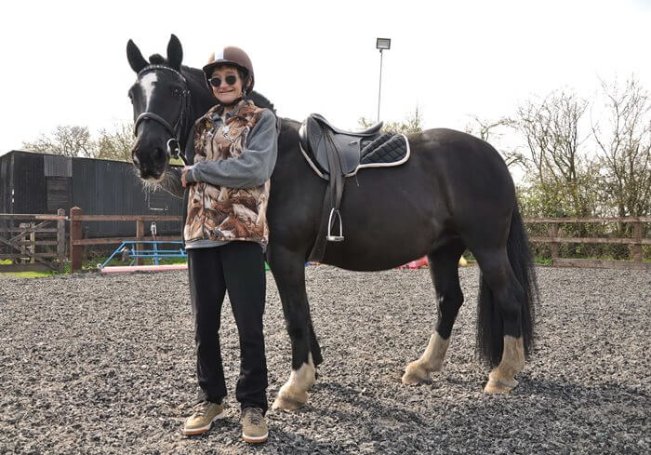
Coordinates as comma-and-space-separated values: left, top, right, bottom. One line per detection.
1, 265, 649, 454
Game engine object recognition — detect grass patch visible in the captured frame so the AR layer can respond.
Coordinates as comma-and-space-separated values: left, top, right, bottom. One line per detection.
0, 259, 63, 278
534, 256, 553, 266
0, 265, 57, 279
1, 271, 54, 279
92, 256, 188, 269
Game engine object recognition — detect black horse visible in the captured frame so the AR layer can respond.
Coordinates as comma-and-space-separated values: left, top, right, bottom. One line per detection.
126, 35, 537, 410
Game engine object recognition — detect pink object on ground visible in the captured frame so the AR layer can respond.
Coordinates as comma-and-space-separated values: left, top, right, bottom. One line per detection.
398, 257, 429, 269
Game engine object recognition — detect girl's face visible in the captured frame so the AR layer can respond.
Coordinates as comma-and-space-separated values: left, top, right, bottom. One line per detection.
209, 65, 244, 105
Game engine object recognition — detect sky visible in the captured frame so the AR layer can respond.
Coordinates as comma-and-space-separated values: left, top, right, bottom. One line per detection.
1, 0, 650, 156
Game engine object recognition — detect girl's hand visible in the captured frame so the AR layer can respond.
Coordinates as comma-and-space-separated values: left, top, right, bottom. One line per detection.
181, 166, 193, 188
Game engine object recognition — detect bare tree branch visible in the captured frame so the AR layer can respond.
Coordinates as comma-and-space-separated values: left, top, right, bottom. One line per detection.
359, 107, 423, 134
465, 116, 525, 168
96, 123, 135, 162
23, 125, 97, 158
21, 123, 135, 162
593, 77, 651, 217
513, 90, 597, 217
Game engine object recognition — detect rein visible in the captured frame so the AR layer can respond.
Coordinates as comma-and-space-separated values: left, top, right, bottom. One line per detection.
134, 64, 191, 164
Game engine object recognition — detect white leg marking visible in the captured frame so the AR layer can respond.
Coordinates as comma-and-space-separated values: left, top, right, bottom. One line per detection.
273, 354, 316, 410
484, 335, 525, 394
402, 333, 450, 385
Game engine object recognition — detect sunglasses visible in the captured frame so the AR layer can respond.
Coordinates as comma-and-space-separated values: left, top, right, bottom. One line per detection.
209, 75, 238, 88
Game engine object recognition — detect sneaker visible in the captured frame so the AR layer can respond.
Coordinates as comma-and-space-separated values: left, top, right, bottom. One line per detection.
240, 407, 268, 444
182, 401, 226, 436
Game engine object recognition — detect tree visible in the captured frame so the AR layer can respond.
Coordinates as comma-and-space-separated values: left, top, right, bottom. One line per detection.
465, 116, 524, 168
512, 90, 599, 218
23, 125, 96, 158
593, 77, 651, 218
96, 123, 134, 162
22, 123, 135, 162
359, 107, 423, 134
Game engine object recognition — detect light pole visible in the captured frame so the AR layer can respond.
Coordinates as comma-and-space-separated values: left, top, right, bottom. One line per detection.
376, 37, 391, 122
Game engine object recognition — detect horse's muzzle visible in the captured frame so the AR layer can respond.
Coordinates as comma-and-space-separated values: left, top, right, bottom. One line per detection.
132, 147, 167, 182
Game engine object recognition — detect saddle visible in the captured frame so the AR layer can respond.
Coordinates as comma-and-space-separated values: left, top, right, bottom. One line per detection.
299, 113, 409, 177
298, 113, 410, 262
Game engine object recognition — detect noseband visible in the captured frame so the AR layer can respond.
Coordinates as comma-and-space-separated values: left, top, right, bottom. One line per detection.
134, 64, 190, 164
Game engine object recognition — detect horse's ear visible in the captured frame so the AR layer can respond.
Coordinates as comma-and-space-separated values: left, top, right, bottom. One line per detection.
127, 39, 148, 73
167, 34, 183, 70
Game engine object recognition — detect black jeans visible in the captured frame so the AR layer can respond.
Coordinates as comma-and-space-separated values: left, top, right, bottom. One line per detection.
188, 242, 268, 413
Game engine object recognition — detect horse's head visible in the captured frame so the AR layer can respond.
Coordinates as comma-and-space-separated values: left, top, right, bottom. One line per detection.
126, 34, 190, 181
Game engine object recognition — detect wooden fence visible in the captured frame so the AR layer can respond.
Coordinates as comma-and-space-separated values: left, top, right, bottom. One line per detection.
1, 211, 649, 272
69, 207, 182, 271
527, 217, 651, 270
0, 210, 67, 271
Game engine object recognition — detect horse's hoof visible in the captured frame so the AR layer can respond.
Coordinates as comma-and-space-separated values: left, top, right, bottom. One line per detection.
272, 394, 306, 411
401, 362, 430, 385
483, 378, 518, 394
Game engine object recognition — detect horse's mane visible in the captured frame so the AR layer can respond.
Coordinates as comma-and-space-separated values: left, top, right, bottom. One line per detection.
249, 92, 276, 114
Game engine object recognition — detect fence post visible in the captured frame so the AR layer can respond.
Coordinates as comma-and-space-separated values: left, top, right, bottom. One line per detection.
631, 221, 643, 263
549, 222, 559, 265
57, 208, 66, 270
70, 207, 83, 272
29, 226, 36, 264
136, 218, 144, 266
19, 223, 27, 261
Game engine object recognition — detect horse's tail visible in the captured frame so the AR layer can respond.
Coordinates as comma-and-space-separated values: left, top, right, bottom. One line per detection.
477, 206, 538, 366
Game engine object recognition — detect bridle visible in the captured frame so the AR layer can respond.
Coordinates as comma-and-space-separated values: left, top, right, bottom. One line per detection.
133, 64, 191, 165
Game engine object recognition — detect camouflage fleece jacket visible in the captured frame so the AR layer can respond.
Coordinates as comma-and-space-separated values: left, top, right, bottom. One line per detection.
183, 99, 278, 249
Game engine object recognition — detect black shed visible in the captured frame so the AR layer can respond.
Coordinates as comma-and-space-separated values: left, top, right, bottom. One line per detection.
0, 150, 183, 238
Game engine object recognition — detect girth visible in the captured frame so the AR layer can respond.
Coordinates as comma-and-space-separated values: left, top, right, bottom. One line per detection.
299, 114, 410, 262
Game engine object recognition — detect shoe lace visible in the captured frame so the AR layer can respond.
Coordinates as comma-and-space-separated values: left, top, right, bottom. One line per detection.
244, 408, 263, 425
193, 401, 210, 416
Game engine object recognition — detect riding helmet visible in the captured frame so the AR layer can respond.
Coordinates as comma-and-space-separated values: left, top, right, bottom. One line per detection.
203, 46, 255, 93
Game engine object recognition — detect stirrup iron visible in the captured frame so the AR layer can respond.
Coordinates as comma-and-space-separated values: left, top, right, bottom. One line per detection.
326, 208, 344, 242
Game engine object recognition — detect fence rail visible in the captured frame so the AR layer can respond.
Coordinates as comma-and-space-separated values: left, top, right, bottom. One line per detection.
69, 207, 183, 271
0, 208, 183, 272
0, 210, 67, 271
526, 216, 651, 270
1, 211, 649, 272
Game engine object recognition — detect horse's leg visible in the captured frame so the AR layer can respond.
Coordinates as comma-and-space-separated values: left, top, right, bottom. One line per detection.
308, 319, 323, 368
402, 240, 466, 385
268, 247, 318, 411
473, 248, 526, 394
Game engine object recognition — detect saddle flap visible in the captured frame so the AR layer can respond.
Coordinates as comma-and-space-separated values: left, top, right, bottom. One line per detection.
326, 134, 361, 175
299, 115, 365, 177
299, 117, 325, 176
